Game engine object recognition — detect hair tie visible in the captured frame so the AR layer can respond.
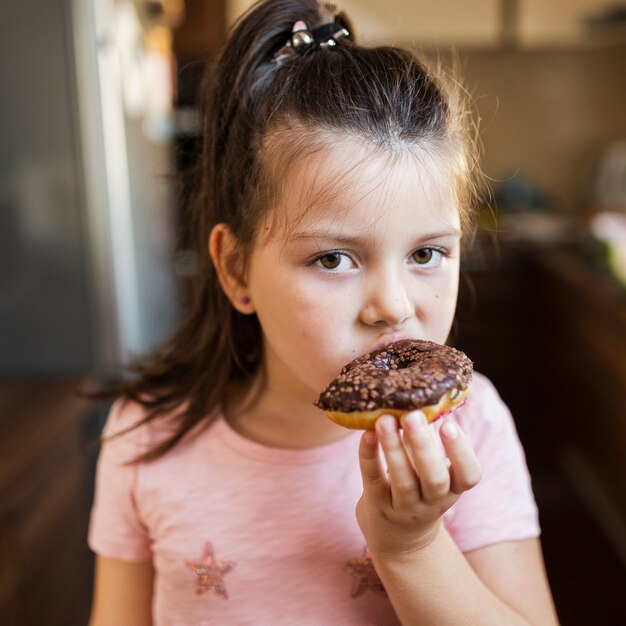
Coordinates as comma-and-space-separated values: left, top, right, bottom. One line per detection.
273, 19, 350, 63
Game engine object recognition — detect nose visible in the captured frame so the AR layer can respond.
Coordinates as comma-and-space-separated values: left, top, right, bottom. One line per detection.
359, 267, 414, 327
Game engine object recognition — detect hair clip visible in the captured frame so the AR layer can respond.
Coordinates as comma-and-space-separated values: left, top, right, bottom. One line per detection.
273, 19, 350, 63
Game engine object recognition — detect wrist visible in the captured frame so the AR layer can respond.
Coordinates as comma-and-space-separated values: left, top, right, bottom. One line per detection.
367, 520, 444, 566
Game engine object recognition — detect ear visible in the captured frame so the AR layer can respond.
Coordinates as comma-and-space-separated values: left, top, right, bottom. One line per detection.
208, 223, 255, 315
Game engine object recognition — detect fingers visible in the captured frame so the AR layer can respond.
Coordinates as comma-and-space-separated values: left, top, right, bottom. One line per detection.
358, 429, 388, 501
400, 412, 451, 502
439, 419, 482, 494
374, 416, 420, 509
359, 412, 482, 514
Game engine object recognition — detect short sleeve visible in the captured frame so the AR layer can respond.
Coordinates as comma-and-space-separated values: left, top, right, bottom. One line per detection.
88, 399, 152, 561
443, 373, 540, 553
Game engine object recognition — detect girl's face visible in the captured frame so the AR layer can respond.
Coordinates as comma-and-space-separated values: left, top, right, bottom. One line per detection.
245, 136, 462, 404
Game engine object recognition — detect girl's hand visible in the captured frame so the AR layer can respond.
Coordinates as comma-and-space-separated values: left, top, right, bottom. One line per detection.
356, 411, 481, 560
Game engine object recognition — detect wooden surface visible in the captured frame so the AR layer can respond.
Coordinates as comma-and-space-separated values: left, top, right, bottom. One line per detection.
456, 244, 626, 519
0, 379, 94, 626
533, 249, 626, 521
173, 0, 226, 65
455, 244, 626, 623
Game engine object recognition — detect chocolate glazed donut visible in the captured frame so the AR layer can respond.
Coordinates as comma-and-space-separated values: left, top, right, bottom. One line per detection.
315, 339, 473, 430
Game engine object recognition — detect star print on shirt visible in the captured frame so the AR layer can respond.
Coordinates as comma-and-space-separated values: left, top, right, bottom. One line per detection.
345, 546, 387, 598
185, 542, 235, 598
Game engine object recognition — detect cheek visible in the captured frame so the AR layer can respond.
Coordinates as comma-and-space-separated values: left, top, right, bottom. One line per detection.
425, 270, 459, 338
439, 273, 459, 306
254, 278, 344, 342
270, 284, 355, 365
288, 289, 348, 342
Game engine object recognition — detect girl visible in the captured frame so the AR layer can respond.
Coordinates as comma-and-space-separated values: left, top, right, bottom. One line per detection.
88, 1, 559, 624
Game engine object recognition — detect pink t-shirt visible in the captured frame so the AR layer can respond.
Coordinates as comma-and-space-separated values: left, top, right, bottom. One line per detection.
88, 372, 539, 625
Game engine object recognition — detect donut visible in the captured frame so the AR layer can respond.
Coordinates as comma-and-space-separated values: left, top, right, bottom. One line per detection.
315, 339, 473, 430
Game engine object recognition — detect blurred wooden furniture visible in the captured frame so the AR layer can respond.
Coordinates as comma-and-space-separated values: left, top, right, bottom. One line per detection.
455, 240, 626, 624
0, 379, 94, 626
455, 250, 536, 418
518, 0, 626, 47
533, 249, 626, 523
456, 242, 626, 524
173, 0, 226, 66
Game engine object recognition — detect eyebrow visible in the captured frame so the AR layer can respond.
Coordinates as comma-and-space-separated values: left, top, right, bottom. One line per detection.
288, 228, 462, 245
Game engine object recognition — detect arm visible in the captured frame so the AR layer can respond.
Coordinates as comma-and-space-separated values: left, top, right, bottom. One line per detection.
357, 413, 559, 625
372, 532, 559, 626
88, 555, 154, 626
465, 538, 559, 624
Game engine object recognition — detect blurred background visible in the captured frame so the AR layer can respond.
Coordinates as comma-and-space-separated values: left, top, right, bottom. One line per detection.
1, 0, 625, 624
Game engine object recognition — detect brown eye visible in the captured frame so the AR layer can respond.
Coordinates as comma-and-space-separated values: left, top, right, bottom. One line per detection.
318, 253, 342, 269
412, 248, 434, 264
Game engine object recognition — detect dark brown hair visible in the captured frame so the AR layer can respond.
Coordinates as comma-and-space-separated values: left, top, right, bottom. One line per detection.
107, 0, 481, 462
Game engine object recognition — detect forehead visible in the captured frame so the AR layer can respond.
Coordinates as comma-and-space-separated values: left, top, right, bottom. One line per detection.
264, 133, 460, 239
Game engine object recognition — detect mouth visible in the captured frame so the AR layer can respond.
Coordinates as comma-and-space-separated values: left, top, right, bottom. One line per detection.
365, 332, 415, 355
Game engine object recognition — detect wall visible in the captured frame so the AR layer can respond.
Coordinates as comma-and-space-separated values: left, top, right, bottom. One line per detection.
459, 46, 626, 211
0, 0, 93, 374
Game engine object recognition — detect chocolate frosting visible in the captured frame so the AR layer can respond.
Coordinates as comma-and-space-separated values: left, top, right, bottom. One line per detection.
315, 339, 473, 413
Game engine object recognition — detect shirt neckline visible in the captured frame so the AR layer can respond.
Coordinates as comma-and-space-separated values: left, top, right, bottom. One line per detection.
211, 413, 362, 465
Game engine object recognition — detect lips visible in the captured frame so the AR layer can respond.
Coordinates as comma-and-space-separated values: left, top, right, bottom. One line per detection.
365, 332, 415, 355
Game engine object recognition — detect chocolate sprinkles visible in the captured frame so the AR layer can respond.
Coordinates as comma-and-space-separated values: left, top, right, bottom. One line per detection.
315, 339, 473, 413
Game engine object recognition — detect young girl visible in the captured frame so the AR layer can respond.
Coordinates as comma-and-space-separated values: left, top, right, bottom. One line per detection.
88, 1, 559, 624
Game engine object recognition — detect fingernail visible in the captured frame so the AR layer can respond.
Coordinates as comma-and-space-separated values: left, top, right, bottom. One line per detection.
440, 420, 459, 440
378, 416, 398, 436
402, 411, 427, 431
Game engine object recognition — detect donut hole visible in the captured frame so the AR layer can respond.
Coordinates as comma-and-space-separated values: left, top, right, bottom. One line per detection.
370, 350, 419, 371
370, 353, 441, 382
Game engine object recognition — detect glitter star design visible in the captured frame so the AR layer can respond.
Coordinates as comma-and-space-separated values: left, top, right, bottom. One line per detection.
185, 542, 235, 598
345, 546, 387, 598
